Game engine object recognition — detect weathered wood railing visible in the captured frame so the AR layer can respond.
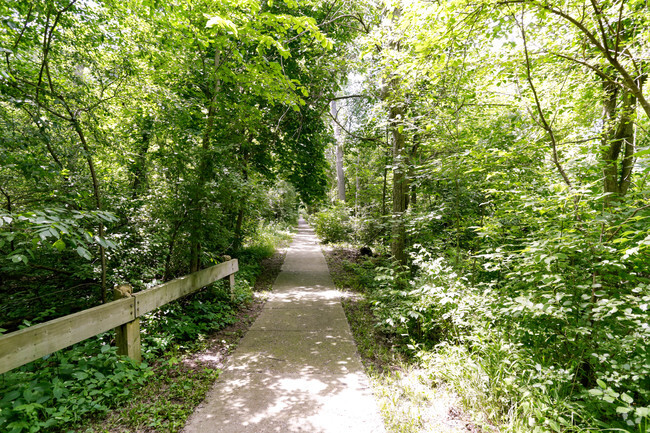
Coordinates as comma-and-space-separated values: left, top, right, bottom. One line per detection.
0, 259, 238, 375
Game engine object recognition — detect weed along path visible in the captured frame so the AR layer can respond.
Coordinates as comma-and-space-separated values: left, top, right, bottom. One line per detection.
182, 218, 385, 433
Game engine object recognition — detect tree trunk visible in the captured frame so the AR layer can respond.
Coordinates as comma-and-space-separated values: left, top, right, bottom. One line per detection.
381, 163, 388, 216
190, 47, 222, 272
163, 218, 183, 281
602, 82, 637, 207
381, 135, 389, 216
71, 118, 107, 303
408, 141, 419, 209
355, 153, 360, 217
383, 6, 408, 266
0, 185, 11, 213
189, 242, 200, 273
131, 117, 153, 199
390, 103, 408, 266
0, 186, 15, 251
330, 100, 346, 201
233, 148, 249, 251
234, 208, 245, 250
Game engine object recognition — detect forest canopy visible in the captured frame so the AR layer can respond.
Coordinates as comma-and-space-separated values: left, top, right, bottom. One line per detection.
312, 0, 650, 430
0, 0, 362, 303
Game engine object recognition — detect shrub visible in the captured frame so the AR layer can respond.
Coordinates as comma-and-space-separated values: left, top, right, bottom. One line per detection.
262, 180, 299, 225
311, 204, 353, 244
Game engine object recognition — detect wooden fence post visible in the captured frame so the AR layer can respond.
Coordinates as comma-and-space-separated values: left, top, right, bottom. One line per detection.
113, 284, 141, 363
229, 273, 235, 299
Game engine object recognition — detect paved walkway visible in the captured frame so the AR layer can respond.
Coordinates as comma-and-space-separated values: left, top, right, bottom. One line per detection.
183, 218, 385, 433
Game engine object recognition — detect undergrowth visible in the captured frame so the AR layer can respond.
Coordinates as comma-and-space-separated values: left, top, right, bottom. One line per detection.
328, 243, 650, 433
329, 248, 474, 433
0, 222, 293, 433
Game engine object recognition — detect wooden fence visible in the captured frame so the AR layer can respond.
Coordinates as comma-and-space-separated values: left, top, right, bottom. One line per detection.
0, 259, 238, 375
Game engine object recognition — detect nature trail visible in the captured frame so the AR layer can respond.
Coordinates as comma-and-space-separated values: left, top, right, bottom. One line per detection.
182, 217, 385, 432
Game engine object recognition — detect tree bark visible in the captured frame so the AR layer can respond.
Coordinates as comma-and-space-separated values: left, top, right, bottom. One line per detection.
0, 185, 15, 251
163, 218, 183, 281
131, 117, 153, 199
382, 6, 408, 266
381, 134, 389, 216
381, 162, 388, 216
71, 118, 107, 303
233, 146, 249, 251
408, 140, 419, 209
330, 100, 346, 201
602, 83, 637, 207
190, 47, 223, 273
390, 103, 408, 265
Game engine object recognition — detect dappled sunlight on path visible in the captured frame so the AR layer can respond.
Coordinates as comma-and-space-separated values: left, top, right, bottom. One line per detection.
182, 218, 385, 433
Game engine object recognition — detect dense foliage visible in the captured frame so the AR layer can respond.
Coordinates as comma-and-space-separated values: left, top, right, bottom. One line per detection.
0, 0, 365, 326
314, 0, 650, 431
0, 0, 364, 431
0, 223, 292, 433
3, 0, 650, 431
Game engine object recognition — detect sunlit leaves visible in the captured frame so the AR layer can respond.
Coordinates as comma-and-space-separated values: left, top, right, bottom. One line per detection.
0, 208, 117, 264
205, 16, 239, 36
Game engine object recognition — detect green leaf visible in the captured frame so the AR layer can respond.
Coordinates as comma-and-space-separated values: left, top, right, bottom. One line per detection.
72, 371, 88, 380
205, 15, 238, 37
76, 246, 92, 260
53, 387, 63, 399
2, 390, 21, 402
631, 148, 650, 157
53, 239, 66, 251
620, 393, 633, 404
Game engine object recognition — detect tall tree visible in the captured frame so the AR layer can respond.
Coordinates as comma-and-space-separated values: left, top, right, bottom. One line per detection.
380, 2, 409, 265
330, 99, 347, 201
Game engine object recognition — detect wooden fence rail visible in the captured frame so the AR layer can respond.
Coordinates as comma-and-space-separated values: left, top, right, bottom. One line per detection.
0, 259, 238, 375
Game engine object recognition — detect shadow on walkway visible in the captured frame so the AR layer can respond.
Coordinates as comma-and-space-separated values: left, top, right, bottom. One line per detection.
182, 218, 385, 433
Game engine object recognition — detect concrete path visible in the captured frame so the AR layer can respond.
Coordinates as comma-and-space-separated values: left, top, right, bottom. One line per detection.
183, 218, 385, 433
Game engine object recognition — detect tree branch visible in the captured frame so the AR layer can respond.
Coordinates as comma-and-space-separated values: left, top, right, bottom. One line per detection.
499, 0, 650, 119
5, 4, 34, 73
327, 94, 370, 102
606, 204, 650, 242
327, 110, 381, 143
614, 0, 625, 60
21, 105, 63, 168
29, 264, 74, 275
517, 8, 573, 189
549, 52, 618, 86
589, 0, 611, 54
499, 0, 605, 52
319, 13, 372, 33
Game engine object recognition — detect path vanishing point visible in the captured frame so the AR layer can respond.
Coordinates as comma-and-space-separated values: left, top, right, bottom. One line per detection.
182, 218, 386, 433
